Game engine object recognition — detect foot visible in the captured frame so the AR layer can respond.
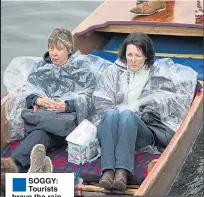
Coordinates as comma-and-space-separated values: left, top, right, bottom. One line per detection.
1, 157, 18, 195
1, 157, 18, 173
43, 156, 53, 173
130, 0, 166, 15
112, 169, 128, 193
99, 169, 114, 193
28, 144, 46, 173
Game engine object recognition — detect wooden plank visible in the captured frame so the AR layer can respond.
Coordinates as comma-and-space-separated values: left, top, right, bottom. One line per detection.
94, 25, 203, 37
82, 185, 138, 195
147, 53, 203, 59
105, 50, 203, 59
135, 86, 204, 195
73, 0, 202, 37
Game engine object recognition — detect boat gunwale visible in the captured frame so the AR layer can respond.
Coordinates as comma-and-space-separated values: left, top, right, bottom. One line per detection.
76, 20, 203, 37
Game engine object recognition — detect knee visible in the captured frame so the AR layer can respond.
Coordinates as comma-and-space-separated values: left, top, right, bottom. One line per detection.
97, 109, 119, 138
119, 109, 139, 123
103, 109, 119, 119
29, 130, 48, 138
120, 109, 135, 120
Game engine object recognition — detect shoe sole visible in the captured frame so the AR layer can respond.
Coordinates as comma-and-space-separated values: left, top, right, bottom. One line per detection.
99, 180, 112, 194
99, 179, 112, 189
132, 7, 166, 15
112, 189, 125, 195
112, 180, 126, 192
104, 188, 112, 194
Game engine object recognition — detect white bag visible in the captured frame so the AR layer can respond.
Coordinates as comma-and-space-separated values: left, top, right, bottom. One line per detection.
66, 119, 101, 165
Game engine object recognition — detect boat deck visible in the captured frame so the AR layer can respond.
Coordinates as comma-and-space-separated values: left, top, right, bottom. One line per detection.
73, 0, 203, 37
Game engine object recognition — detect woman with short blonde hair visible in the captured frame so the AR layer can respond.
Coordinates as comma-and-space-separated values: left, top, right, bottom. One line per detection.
1, 27, 98, 177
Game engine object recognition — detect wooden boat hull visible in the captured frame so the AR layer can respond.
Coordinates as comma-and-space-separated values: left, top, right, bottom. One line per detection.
1, 0, 203, 196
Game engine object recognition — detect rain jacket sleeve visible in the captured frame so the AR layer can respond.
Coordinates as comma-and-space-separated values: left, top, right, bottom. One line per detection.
73, 68, 97, 118
26, 94, 39, 109
92, 65, 118, 122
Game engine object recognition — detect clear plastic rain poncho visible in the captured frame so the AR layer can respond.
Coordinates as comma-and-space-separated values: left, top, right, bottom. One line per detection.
3, 51, 112, 142
92, 58, 198, 131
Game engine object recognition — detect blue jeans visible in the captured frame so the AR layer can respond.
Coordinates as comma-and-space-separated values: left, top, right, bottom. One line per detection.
97, 109, 153, 175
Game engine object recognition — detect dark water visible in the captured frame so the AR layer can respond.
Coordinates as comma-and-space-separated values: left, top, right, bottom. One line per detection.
1, 1, 204, 195
1, 1, 102, 97
168, 126, 204, 196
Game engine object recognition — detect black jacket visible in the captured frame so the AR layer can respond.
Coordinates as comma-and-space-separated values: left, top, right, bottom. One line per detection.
26, 94, 76, 113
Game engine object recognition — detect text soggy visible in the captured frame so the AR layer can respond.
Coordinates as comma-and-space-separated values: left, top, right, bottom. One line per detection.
28, 178, 58, 184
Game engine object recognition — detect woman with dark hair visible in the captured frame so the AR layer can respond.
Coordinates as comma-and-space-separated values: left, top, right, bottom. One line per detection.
93, 33, 154, 194
118, 32, 155, 68
92, 32, 155, 194
92, 32, 198, 194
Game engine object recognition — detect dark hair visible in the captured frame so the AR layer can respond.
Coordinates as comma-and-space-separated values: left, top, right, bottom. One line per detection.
118, 32, 155, 69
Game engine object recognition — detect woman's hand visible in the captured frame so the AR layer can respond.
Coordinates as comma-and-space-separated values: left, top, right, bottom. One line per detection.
54, 98, 66, 112
36, 97, 57, 110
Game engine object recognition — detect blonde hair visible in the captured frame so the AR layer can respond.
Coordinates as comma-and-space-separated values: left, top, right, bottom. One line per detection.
47, 27, 74, 54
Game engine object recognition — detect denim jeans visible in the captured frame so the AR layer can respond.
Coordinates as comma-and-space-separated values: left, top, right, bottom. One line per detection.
97, 109, 153, 175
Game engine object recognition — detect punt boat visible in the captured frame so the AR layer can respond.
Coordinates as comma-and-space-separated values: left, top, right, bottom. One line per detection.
1, 0, 203, 196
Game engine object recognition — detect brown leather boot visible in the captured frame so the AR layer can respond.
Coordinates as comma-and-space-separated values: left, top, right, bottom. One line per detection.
136, 0, 145, 5
112, 169, 128, 193
130, 0, 166, 15
99, 169, 114, 192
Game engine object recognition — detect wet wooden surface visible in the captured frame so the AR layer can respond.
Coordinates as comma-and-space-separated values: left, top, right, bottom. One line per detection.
73, 0, 202, 36
82, 184, 138, 195
132, 1, 196, 23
